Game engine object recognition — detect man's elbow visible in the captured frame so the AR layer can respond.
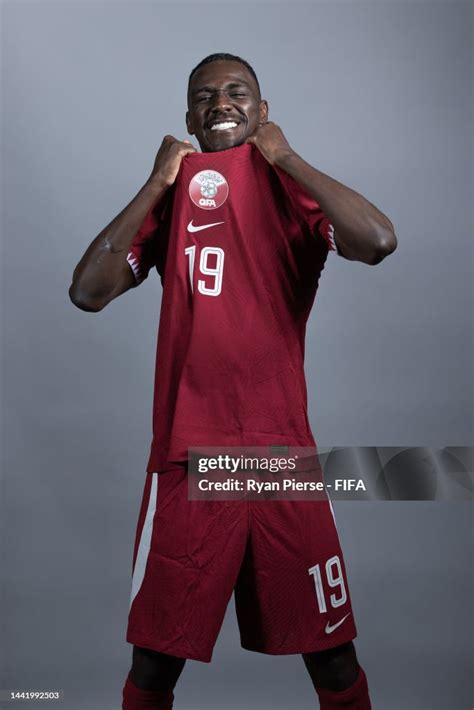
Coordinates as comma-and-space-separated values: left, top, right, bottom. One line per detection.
68, 283, 105, 312
366, 227, 398, 265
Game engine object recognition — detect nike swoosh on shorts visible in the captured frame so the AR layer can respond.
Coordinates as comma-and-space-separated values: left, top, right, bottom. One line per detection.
325, 613, 352, 634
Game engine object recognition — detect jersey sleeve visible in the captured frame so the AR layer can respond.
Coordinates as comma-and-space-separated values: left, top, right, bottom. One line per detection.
279, 170, 340, 255
126, 187, 175, 284
126, 206, 161, 285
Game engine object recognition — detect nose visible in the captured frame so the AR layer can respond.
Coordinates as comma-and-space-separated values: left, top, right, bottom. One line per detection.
209, 89, 232, 113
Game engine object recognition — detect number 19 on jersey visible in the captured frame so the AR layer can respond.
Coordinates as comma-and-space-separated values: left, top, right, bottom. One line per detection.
185, 246, 225, 297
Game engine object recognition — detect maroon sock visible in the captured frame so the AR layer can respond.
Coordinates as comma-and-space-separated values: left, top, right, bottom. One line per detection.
122, 674, 174, 710
316, 666, 371, 709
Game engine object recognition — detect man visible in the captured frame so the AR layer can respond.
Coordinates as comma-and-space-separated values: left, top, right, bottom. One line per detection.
69, 53, 397, 709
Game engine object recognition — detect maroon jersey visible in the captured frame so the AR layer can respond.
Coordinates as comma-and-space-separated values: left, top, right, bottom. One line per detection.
127, 143, 338, 473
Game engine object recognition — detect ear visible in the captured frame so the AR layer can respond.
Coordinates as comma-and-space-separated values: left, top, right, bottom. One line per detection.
186, 111, 194, 136
259, 100, 269, 123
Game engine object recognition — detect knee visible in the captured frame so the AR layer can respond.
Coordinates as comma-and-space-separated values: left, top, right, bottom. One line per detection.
130, 646, 186, 691
303, 641, 359, 692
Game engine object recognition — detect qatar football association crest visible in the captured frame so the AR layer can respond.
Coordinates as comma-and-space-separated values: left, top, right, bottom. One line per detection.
189, 170, 229, 210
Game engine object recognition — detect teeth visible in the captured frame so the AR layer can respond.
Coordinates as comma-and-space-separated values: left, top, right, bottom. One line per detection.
210, 121, 238, 131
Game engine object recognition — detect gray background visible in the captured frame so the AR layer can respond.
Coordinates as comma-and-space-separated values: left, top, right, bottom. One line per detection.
1, 1, 472, 709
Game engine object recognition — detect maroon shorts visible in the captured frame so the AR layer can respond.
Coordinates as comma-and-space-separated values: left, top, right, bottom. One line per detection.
126, 467, 357, 662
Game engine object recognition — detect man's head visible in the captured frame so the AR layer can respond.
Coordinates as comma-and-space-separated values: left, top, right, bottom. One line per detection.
186, 53, 268, 153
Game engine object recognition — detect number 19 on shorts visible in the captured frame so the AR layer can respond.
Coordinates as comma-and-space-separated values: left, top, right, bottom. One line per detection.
308, 555, 347, 613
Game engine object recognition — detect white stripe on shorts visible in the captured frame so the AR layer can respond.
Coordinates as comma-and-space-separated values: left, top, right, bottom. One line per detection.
129, 472, 158, 609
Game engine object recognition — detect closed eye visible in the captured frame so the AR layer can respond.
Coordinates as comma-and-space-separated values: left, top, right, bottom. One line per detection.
194, 91, 247, 103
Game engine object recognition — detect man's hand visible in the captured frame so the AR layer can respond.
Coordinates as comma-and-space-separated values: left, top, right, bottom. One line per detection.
245, 121, 294, 166
149, 135, 197, 188
70, 134, 196, 312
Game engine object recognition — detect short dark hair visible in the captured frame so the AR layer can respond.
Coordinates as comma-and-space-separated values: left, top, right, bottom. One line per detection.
188, 53, 261, 95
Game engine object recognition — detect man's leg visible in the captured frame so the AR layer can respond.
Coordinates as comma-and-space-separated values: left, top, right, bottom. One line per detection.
122, 646, 186, 710
303, 641, 371, 709
129, 645, 186, 690
125, 469, 249, 706
303, 641, 359, 691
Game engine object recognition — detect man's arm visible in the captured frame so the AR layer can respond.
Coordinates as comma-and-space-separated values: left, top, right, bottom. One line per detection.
69, 136, 196, 312
247, 122, 397, 265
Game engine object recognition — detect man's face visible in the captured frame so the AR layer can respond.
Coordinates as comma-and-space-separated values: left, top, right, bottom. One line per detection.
186, 60, 268, 153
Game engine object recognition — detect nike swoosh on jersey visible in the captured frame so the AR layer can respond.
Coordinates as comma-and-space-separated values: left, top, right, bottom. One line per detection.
187, 220, 224, 233
325, 613, 351, 635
